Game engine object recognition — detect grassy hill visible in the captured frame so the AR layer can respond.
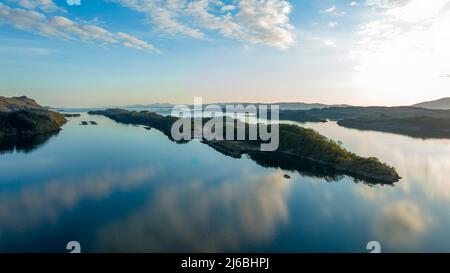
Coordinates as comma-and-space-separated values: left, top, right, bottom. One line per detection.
0, 96, 67, 137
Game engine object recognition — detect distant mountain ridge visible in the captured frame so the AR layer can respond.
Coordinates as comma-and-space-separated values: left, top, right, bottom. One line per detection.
413, 97, 450, 110
122, 102, 350, 111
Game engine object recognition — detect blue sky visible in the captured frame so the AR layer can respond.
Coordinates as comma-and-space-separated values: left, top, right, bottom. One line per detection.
0, 0, 449, 107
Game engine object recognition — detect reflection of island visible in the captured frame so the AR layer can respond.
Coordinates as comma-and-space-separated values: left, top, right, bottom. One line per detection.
246, 152, 344, 182
0, 131, 59, 154
279, 106, 450, 139
89, 109, 400, 184
207, 141, 396, 185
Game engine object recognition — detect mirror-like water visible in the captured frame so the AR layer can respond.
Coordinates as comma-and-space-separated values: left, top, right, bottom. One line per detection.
1, 113, 450, 252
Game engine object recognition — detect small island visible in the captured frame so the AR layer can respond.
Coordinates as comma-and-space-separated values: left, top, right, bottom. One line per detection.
63, 113, 81, 118
89, 109, 401, 184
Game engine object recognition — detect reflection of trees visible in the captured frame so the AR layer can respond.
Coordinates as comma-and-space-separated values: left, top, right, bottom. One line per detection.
247, 152, 344, 182
246, 152, 390, 186
0, 131, 59, 154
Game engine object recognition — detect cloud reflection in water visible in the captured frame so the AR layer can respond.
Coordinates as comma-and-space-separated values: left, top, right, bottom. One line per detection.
97, 171, 291, 252
0, 166, 156, 232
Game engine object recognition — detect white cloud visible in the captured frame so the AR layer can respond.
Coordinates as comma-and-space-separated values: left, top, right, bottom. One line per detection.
323, 39, 336, 47
220, 4, 235, 13
320, 5, 336, 14
320, 5, 346, 16
350, 1, 359, 6
236, 0, 295, 49
110, 0, 295, 49
328, 21, 338, 28
309, 36, 337, 48
9, 0, 63, 12
0, 2, 158, 52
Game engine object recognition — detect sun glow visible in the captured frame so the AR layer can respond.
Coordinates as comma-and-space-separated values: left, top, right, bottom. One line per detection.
351, 0, 450, 104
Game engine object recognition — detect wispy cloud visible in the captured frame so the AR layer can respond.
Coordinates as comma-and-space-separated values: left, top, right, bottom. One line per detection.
328, 21, 338, 28
0, 2, 158, 53
9, 0, 63, 12
309, 36, 337, 48
320, 5, 346, 16
110, 0, 295, 49
320, 6, 336, 14
357, 0, 450, 57
0, 45, 54, 55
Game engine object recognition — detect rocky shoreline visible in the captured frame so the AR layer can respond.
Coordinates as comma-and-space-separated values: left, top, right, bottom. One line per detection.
203, 140, 401, 184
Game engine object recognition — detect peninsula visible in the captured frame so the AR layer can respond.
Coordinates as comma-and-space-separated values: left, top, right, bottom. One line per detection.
89, 109, 401, 184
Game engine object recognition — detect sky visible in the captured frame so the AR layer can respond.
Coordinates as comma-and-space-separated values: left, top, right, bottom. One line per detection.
0, 0, 449, 107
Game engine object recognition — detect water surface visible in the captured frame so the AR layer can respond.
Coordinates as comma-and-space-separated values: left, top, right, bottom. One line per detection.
1, 113, 450, 252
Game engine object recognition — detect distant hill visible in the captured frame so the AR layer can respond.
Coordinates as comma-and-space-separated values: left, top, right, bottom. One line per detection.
208, 102, 350, 111
121, 102, 350, 111
278, 106, 450, 139
413, 97, 450, 110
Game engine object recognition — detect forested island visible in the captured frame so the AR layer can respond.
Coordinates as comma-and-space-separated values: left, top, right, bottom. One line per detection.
89, 109, 400, 184
279, 106, 450, 138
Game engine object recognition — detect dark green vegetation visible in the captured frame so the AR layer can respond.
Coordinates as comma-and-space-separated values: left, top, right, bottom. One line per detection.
0, 96, 67, 137
90, 109, 400, 184
279, 106, 450, 139
339, 116, 450, 138
63, 113, 81, 117
89, 109, 179, 140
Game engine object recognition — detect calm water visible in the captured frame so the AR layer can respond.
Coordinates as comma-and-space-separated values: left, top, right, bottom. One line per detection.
1, 113, 450, 252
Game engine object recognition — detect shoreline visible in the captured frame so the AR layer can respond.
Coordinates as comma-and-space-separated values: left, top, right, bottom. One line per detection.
203, 140, 401, 184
